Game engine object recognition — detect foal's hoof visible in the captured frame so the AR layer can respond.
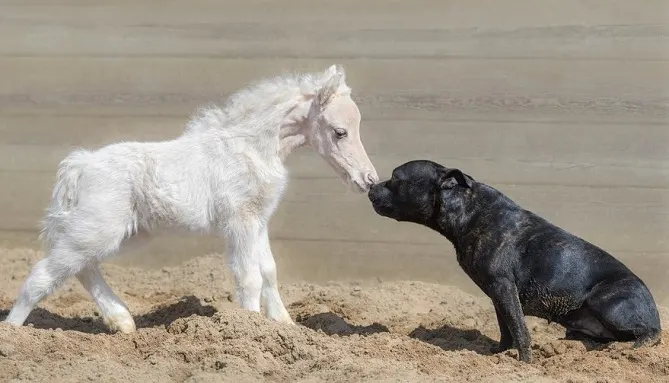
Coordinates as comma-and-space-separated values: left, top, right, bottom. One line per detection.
275, 315, 296, 326
269, 311, 295, 325
281, 317, 296, 325
105, 314, 137, 334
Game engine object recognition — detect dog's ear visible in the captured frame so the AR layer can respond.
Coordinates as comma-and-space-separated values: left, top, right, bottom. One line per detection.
438, 168, 473, 189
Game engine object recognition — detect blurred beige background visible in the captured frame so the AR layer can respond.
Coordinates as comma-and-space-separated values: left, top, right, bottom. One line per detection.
0, 1, 667, 304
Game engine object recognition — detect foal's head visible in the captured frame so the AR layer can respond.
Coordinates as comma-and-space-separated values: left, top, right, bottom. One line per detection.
305, 65, 378, 193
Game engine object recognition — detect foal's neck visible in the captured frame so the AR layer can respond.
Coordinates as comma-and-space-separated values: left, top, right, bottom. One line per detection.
190, 95, 311, 163
276, 100, 310, 161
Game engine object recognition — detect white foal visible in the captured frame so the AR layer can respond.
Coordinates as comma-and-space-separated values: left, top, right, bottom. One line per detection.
5, 64, 378, 333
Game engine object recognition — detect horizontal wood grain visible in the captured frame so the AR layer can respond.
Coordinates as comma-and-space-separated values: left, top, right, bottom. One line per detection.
0, 57, 666, 98
0, 1, 666, 60
0, 171, 667, 254
1, 118, 667, 163
0, 58, 666, 123
0, 0, 667, 300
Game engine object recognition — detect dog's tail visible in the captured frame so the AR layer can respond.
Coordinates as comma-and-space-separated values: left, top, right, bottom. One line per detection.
39, 149, 94, 247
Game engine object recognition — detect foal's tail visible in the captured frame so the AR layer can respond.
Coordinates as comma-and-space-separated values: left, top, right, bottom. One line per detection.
39, 149, 94, 246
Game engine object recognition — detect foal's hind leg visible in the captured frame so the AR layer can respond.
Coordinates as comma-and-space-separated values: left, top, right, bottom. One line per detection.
5, 243, 88, 327
5, 205, 132, 330
77, 264, 135, 333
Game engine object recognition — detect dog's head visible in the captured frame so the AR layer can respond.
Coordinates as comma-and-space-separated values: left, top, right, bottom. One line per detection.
368, 160, 474, 225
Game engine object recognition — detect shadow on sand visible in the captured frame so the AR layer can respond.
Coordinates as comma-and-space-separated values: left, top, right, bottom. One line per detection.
409, 323, 499, 355
0, 295, 217, 334
298, 311, 390, 336
297, 311, 501, 355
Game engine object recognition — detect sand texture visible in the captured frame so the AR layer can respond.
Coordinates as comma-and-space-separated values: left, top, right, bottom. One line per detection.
0, 249, 667, 383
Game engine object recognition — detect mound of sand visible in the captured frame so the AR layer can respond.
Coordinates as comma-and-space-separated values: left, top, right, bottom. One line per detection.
0, 248, 667, 382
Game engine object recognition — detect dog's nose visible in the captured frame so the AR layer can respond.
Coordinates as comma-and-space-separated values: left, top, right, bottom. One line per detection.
367, 180, 382, 200
365, 172, 378, 186
367, 186, 376, 200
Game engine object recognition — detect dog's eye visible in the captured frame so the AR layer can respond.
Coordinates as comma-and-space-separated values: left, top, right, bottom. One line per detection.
334, 128, 347, 139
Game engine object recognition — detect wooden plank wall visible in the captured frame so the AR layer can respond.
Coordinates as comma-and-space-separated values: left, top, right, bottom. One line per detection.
0, 0, 667, 302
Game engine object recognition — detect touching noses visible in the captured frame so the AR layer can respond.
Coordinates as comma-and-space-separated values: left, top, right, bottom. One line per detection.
365, 170, 379, 187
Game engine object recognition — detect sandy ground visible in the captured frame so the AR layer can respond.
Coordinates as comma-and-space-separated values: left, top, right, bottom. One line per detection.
0, 248, 668, 383
1, 1, 668, 382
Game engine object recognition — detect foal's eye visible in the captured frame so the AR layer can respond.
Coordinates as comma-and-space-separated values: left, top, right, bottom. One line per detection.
334, 128, 348, 139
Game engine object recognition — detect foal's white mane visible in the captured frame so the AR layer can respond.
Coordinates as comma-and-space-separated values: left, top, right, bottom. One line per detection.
183, 69, 352, 137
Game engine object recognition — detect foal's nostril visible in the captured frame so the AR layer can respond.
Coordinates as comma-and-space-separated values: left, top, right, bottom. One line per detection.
365, 172, 378, 186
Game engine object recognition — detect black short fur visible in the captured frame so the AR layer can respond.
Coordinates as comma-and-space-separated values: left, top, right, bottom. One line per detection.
368, 159, 661, 363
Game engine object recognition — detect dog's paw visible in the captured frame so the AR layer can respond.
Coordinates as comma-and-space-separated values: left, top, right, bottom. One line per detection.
519, 351, 532, 363
498, 346, 532, 363
491, 341, 513, 354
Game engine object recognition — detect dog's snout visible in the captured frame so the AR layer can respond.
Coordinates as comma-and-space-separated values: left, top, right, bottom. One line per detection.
367, 183, 379, 200
367, 180, 387, 202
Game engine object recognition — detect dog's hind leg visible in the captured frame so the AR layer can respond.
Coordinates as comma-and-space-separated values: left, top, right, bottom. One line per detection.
585, 279, 662, 347
632, 328, 662, 348
561, 307, 617, 343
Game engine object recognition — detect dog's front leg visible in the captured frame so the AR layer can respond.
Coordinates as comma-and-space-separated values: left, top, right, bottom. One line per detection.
492, 307, 514, 353
490, 279, 532, 363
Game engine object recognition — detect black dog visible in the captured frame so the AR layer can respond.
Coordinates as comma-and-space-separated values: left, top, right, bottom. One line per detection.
368, 160, 661, 363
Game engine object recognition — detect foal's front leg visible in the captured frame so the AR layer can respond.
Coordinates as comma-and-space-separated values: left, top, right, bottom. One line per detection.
257, 226, 293, 324
226, 222, 263, 312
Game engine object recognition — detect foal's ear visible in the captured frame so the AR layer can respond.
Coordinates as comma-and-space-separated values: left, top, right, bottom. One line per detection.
438, 168, 473, 189
315, 64, 345, 110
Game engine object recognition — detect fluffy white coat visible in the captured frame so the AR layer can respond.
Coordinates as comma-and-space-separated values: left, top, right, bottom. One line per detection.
5, 64, 378, 332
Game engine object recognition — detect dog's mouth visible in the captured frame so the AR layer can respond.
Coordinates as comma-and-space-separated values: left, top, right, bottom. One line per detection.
371, 200, 390, 216
368, 188, 396, 219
